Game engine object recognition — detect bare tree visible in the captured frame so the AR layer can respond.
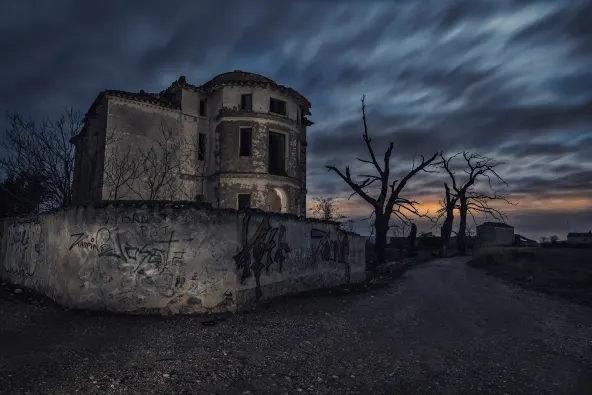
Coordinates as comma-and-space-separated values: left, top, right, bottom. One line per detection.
102, 129, 146, 199
0, 109, 82, 209
540, 236, 548, 244
549, 235, 559, 243
129, 122, 185, 200
326, 96, 439, 268
438, 152, 514, 255
308, 196, 346, 222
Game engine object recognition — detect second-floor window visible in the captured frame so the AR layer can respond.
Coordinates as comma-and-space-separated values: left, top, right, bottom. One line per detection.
239, 127, 252, 157
269, 97, 286, 116
241, 94, 252, 111
199, 99, 207, 116
198, 133, 206, 161
269, 131, 286, 175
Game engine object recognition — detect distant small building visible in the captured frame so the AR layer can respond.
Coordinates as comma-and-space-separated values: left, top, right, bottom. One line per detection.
514, 234, 537, 247
567, 231, 592, 246
476, 222, 515, 247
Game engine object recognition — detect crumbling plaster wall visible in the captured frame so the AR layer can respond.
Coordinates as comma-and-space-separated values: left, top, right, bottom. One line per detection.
0, 204, 365, 314
103, 98, 202, 200
214, 113, 304, 214
72, 101, 108, 203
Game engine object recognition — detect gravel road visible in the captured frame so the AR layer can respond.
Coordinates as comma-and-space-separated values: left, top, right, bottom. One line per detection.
1, 257, 591, 395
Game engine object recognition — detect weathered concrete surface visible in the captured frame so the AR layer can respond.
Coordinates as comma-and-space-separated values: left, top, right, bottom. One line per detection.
0, 204, 364, 314
0, 257, 590, 394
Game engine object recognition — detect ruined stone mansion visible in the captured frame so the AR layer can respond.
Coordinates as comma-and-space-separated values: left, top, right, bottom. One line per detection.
71, 71, 313, 216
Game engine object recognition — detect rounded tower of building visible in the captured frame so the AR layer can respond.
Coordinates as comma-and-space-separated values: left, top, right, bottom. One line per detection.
201, 71, 312, 216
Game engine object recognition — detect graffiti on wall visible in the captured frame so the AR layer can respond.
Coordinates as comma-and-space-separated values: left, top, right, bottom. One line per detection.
69, 222, 198, 300
69, 225, 190, 275
2, 220, 44, 277
233, 215, 292, 298
311, 228, 349, 263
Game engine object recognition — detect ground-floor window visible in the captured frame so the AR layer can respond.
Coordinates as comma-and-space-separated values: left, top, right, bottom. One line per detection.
238, 193, 251, 210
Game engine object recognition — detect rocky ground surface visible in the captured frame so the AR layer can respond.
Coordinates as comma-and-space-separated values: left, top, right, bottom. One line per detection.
1, 257, 591, 395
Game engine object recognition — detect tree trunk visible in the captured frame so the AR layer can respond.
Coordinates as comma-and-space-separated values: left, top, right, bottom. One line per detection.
407, 223, 417, 256
373, 214, 389, 268
458, 198, 468, 255
440, 212, 454, 257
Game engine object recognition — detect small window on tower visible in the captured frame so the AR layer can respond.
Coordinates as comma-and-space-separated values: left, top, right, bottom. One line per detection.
269, 97, 286, 116
241, 94, 252, 111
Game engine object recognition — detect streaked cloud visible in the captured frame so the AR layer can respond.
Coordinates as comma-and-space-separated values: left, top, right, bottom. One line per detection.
1, 0, 591, 240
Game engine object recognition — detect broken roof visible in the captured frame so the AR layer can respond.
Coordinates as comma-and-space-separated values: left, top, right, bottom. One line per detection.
75, 71, 312, 143
477, 221, 514, 228
166, 71, 312, 114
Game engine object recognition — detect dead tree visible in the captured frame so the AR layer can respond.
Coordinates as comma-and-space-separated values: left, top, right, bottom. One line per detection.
407, 222, 417, 255
309, 196, 346, 222
439, 152, 513, 255
102, 129, 146, 199
0, 109, 82, 209
434, 180, 458, 257
129, 122, 185, 200
326, 96, 439, 268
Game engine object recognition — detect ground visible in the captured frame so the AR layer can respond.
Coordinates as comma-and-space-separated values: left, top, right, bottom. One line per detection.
1, 257, 591, 395
469, 246, 592, 306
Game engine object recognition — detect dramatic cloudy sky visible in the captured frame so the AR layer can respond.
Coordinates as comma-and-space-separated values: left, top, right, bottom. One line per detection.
2, 0, 591, 240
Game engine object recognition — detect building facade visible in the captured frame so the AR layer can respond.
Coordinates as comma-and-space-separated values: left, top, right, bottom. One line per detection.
476, 222, 515, 247
71, 71, 312, 216
567, 231, 592, 246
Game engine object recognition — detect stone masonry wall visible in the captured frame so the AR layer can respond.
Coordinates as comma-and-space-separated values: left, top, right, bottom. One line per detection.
0, 203, 365, 314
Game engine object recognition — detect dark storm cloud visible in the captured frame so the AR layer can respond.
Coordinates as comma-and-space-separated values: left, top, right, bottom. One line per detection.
507, 170, 592, 195
2, 0, 592, 236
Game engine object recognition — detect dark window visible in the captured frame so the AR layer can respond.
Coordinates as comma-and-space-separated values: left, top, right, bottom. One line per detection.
195, 194, 205, 202
198, 133, 206, 161
241, 94, 252, 111
238, 194, 251, 210
239, 128, 252, 156
269, 97, 286, 116
269, 131, 286, 175
199, 99, 207, 116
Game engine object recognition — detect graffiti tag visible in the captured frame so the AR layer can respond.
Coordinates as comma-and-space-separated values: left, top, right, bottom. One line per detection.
233, 216, 292, 298
311, 228, 349, 263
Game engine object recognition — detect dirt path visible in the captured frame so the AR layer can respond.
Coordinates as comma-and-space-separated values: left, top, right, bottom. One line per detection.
1, 257, 591, 395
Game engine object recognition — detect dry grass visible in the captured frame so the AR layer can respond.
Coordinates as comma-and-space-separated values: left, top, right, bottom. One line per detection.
468, 246, 592, 306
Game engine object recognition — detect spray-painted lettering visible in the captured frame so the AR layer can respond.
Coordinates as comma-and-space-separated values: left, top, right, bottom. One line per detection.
3, 220, 44, 276
311, 229, 349, 263
233, 215, 291, 299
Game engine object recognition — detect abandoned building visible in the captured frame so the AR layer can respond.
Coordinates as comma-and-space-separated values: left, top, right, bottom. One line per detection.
567, 231, 592, 246
71, 71, 313, 216
476, 222, 515, 247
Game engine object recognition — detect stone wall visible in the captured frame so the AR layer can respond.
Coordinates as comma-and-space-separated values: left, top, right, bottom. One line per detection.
0, 203, 365, 314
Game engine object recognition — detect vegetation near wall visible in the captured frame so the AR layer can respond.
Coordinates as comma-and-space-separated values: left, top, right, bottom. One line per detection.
469, 247, 592, 306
